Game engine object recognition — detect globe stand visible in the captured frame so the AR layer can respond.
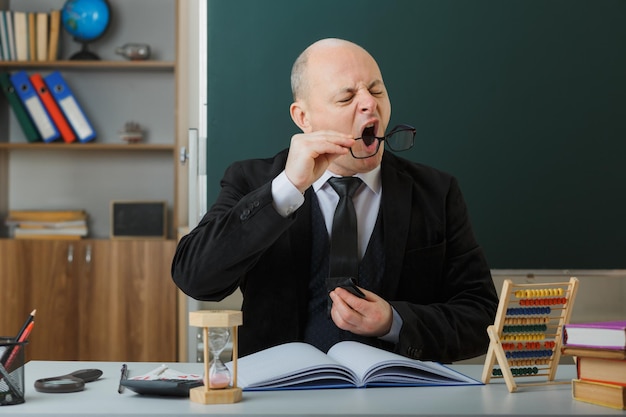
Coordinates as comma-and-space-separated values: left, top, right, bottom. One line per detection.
70, 41, 101, 60
189, 310, 243, 405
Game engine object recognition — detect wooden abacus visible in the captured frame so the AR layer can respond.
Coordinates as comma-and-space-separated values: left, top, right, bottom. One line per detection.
482, 277, 579, 392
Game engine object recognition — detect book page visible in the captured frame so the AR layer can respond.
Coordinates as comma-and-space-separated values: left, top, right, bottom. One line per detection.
227, 342, 356, 389
327, 341, 478, 386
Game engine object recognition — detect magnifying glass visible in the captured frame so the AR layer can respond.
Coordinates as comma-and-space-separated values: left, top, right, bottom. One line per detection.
35, 369, 103, 393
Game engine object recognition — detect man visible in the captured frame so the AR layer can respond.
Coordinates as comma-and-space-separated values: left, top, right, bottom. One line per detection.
172, 38, 498, 362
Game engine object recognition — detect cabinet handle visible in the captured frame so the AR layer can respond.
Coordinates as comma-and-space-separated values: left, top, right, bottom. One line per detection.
179, 145, 189, 164
67, 244, 74, 263
85, 244, 92, 264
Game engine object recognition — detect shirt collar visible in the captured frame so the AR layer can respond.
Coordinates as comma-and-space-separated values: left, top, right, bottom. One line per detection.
312, 165, 382, 195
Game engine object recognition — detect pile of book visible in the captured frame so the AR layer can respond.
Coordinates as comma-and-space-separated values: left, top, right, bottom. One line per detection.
5, 210, 88, 240
0, 9, 61, 62
562, 320, 626, 410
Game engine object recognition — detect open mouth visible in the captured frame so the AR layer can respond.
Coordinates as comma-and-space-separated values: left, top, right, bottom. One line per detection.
361, 125, 377, 146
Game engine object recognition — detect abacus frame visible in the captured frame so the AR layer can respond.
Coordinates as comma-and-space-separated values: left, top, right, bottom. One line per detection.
481, 277, 579, 392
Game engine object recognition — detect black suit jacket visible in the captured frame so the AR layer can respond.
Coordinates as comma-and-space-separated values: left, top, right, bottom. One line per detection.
172, 150, 498, 362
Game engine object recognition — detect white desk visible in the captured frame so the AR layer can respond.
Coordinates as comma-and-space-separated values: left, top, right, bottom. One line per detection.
2, 361, 624, 416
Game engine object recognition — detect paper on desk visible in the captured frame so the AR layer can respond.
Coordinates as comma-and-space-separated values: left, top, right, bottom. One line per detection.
129, 364, 202, 381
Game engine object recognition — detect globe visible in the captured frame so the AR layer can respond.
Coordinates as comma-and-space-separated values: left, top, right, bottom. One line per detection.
61, 0, 111, 60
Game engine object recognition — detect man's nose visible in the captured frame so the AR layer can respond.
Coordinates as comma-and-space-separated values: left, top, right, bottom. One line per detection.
358, 91, 377, 113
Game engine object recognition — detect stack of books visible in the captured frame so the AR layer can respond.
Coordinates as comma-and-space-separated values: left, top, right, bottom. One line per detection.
0, 9, 61, 62
562, 320, 626, 410
5, 210, 88, 240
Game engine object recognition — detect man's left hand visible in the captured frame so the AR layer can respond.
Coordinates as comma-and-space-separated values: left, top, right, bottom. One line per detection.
329, 287, 393, 337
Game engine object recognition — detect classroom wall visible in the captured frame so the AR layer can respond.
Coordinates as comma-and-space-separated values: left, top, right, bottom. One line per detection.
205, 0, 626, 270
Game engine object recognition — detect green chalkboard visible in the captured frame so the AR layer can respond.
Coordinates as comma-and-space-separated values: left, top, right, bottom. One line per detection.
207, 0, 626, 269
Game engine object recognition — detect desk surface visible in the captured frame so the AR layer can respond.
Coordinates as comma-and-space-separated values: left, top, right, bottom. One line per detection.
3, 361, 624, 416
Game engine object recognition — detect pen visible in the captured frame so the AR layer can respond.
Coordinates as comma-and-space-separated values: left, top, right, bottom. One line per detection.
15, 309, 37, 342
0, 309, 36, 365
118, 364, 128, 393
4, 321, 35, 374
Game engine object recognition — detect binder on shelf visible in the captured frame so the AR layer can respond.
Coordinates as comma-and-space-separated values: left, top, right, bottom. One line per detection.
36, 12, 48, 62
48, 10, 61, 61
13, 11, 28, 61
0, 72, 41, 142
10, 70, 60, 142
30, 73, 76, 143
44, 71, 96, 143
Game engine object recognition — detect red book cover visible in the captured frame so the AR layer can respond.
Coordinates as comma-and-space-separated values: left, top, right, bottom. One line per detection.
30, 73, 77, 143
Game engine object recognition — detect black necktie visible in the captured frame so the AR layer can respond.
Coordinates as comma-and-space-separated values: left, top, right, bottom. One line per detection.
326, 177, 362, 312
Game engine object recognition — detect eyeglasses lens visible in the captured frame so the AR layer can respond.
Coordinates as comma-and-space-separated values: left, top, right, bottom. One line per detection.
386, 129, 415, 152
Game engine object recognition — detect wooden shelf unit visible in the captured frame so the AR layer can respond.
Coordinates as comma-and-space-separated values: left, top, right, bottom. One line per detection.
0, 0, 187, 362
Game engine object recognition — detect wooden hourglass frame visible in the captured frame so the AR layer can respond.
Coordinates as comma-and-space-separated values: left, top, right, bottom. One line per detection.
189, 310, 243, 404
482, 277, 579, 393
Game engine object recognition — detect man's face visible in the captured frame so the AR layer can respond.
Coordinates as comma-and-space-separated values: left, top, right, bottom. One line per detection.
300, 44, 392, 174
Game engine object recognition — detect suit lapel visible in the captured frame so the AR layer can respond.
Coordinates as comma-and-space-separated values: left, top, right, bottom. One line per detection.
380, 155, 413, 298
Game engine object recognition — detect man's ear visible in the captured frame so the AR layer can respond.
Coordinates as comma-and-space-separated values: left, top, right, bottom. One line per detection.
290, 101, 312, 132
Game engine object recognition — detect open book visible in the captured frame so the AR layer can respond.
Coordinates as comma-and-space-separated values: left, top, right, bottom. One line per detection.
226, 341, 479, 391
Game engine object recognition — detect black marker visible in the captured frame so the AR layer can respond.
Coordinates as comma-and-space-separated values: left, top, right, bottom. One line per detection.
118, 364, 128, 394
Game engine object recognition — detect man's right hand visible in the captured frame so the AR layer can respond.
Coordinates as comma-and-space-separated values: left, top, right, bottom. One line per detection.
284, 131, 355, 193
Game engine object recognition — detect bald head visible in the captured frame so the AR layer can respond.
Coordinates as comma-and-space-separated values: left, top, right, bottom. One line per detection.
290, 38, 374, 101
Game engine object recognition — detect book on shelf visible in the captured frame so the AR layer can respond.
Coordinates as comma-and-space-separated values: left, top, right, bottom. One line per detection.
28, 12, 36, 61
12, 11, 28, 61
8, 209, 87, 222
3, 10, 16, 62
47, 10, 60, 61
572, 379, 626, 410
0, 11, 10, 61
0, 71, 41, 142
13, 225, 87, 239
6, 210, 88, 239
35, 12, 48, 62
563, 320, 626, 350
0, 9, 60, 63
7, 219, 87, 229
575, 355, 626, 386
225, 341, 479, 391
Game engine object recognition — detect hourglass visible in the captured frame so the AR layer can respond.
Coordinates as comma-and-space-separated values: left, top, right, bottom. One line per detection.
189, 310, 243, 404
208, 328, 231, 389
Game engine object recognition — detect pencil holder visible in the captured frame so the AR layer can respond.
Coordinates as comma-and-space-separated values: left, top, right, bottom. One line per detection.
0, 337, 27, 406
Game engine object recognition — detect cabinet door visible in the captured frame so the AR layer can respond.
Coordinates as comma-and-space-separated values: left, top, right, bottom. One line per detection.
0, 239, 80, 361
78, 240, 177, 362
0, 240, 28, 337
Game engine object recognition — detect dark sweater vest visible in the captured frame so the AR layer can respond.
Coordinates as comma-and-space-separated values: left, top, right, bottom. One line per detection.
303, 194, 386, 352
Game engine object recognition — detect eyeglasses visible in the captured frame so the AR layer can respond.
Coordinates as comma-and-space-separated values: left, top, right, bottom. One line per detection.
351, 124, 416, 159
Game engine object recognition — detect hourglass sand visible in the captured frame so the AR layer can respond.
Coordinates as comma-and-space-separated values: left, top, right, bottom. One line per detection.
208, 328, 231, 389
189, 310, 243, 404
